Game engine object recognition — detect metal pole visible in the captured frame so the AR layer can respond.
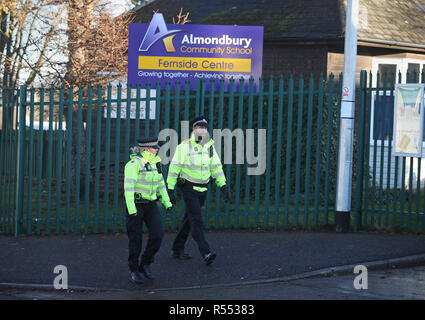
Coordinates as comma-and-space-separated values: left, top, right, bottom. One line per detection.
335, 0, 359, 233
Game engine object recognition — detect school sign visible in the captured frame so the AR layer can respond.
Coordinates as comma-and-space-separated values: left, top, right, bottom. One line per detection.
127, 13, 263, 92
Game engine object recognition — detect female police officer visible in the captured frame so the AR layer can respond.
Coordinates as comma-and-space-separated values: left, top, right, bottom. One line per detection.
124, 136, 172, 284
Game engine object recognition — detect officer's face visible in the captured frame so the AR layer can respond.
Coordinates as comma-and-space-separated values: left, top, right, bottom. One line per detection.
145, 147, 159, 155
193, 125, 209, 143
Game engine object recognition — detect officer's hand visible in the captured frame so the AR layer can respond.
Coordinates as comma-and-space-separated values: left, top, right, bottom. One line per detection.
128, 212, 138, 218
167, 188, 176, 204
166, 204, 173, 213
221, 185, 231, 203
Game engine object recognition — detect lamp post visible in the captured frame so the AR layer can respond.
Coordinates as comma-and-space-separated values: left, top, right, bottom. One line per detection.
335, 0, 359, 233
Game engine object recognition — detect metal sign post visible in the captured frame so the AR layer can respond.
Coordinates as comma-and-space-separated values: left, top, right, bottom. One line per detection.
335, 0, 359, 233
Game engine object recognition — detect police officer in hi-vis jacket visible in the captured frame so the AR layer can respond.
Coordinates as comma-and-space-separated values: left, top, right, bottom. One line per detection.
124, 136, 172, 284
167, 116, 230, 265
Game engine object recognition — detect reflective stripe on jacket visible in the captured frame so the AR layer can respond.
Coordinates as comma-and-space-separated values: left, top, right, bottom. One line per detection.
124, 151, 171, 214
167, 134, 226, 192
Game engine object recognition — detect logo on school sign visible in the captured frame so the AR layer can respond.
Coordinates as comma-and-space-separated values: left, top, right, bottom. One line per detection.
127, 13, 263, 92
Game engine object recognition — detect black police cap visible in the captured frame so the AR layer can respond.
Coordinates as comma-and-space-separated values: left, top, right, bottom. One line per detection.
137, 136, 160, 149
190, 116, 209, 129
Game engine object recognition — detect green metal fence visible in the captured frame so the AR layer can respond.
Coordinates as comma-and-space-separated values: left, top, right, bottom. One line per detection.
353, 70, 425, 232
1, 74, 344, 235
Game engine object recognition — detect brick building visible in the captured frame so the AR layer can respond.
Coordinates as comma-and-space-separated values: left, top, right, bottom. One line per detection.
132, 0, 425, 85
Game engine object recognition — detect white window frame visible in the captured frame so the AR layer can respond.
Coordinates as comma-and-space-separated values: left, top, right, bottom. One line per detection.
370, 57, 425, 147
371, 57, 425, 86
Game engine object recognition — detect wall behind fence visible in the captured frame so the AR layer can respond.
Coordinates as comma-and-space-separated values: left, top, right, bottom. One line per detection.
1, 74, 342, 235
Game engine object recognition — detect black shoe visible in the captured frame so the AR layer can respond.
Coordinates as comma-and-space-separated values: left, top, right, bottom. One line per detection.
129, 271, 144, 284
139, 264, 155, 280
203, 252, 216, 265
172, 251, 193, 260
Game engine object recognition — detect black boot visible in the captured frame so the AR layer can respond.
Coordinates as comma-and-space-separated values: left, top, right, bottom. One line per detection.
129, 271, 144, 284
140, 264, 155, 280
203, 252, 217, 265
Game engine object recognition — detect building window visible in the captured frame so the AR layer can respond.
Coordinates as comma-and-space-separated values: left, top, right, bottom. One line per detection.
372, 57, 425, 86
372, 94, 394, 141
370, 57, 425, 145
407, 63, 420, 83
378, 64, 397, 88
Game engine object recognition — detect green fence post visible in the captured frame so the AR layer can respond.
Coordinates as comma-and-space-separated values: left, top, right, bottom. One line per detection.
163, 81, 171, 229
324, 74, 335, 225
254, 78, 264, 228
113, 84, 122, 233
75, 86, 84, 233
45, 88, 55, 235
84, 85, 93, 234
353, 71, 367, 231
145, 82, 151, 137
27, 88, 35, 234
55, 87, 65, 235
284, 75, 294, 226
234, 78, 245, 228
135, 84, 141, 140
15, 86, 27, 236
274, 75, 284, 230
65, 86, 74, 234
313, 74, 324, 225
171, 81, 181, 231
36, 87, 45, 234
363, 72, 373, 227
154, 82, 161, 135
205, 79, 215, 229
0, 89, 5, 233
216, 79, 224, 228
422, 71, 425, 231
304, 74, 314, 226
225, 79, 235, 228
94, 85, 102, 233
385, 72, 395, 228
104, 84, 112, 233
294, 74, 305, 226
264, 76, 274, 229
245, 78, 254, 228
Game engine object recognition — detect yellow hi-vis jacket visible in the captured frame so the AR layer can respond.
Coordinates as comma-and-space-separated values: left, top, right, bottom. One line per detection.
167, 134, 226, 192
124, 151, 172, 215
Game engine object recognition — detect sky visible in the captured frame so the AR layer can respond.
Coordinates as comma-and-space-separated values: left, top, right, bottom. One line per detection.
109, 0, 133, 17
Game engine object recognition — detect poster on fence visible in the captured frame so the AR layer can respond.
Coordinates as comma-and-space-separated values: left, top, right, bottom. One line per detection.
127, 13, 263, 92
392, 84, 425, 157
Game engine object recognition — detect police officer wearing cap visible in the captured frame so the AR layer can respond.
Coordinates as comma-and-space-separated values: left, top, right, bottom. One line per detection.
167, 116, 230, 265
124, 136, 173, 284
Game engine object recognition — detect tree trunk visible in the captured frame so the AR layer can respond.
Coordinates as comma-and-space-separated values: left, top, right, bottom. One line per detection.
64, 0, 94, 199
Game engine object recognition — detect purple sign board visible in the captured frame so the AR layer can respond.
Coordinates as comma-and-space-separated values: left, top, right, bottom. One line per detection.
127, 13, 263, 92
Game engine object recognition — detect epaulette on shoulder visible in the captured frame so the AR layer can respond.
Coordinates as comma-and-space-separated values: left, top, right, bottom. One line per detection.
182, 138, 190, 144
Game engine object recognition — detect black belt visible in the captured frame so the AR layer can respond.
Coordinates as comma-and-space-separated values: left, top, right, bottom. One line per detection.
178, 178, 214, 189
134, 194, 156, 204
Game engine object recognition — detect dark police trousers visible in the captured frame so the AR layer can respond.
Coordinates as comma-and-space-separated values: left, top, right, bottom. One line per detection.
126, 201, 163, 272
172, 183, 211, 256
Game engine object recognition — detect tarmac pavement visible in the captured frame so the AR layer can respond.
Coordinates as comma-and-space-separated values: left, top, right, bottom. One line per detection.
1, 230, 425, 299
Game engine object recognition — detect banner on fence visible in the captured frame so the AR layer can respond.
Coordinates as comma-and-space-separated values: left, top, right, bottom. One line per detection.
127, 13, 263, 92
392, 84, 425, 157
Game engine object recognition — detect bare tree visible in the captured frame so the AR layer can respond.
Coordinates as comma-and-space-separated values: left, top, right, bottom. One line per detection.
0, 0, 65, 88
62, 0, 134, 203
64, 0, 134, 87
172, 8, 191, 25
